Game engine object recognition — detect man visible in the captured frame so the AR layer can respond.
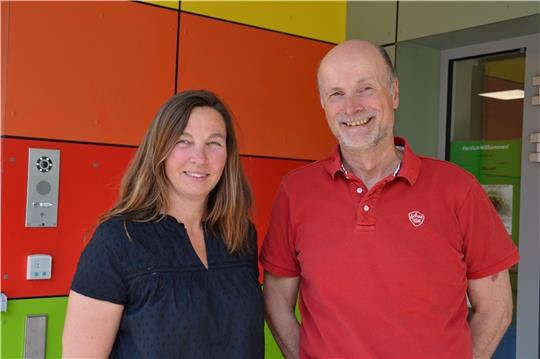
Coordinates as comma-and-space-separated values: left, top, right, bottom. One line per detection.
260, 40, 519, 359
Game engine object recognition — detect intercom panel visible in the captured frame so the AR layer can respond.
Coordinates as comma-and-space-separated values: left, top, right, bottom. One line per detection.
25, 148, 60, 227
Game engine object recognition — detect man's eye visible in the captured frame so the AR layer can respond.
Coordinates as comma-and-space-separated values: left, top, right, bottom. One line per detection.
330, 92, 343, 97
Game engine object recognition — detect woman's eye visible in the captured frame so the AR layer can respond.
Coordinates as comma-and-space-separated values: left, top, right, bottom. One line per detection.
208, 141, 223, 147
177, 139, 190, 145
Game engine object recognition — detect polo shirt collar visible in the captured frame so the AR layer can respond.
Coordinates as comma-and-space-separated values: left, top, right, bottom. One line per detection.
324, 137, 421, 186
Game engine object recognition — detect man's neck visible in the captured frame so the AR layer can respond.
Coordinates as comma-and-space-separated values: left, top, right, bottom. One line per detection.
341, 140, 402, 190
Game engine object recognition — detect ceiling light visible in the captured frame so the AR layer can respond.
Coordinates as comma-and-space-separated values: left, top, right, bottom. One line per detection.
478, 89, 524, 100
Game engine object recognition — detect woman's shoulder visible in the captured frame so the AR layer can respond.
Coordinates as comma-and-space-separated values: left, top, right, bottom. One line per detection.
88, 215, 132, 250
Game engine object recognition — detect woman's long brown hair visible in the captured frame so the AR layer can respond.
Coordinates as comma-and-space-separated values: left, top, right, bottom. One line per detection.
100, 90, 253, 253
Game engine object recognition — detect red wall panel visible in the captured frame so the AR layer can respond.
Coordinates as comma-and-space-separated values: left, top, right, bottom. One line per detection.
242, 156, 310, 242
1, 138, 136, 298
178, 13, 336, 161
241, 156, 311, 282
3, 1, 177, 144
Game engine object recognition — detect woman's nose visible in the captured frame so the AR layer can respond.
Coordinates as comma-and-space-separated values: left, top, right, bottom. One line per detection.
189, 145, 207, 164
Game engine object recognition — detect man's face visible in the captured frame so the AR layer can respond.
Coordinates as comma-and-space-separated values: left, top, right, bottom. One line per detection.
318, 46, 399, 152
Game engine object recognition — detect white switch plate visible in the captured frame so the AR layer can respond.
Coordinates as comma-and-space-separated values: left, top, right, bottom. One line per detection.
26, 254, 52, 280
1, 293, 7, 312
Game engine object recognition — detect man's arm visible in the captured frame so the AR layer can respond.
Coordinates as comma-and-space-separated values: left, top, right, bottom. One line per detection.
264, 271, 301, 359
468, 269, 513, 359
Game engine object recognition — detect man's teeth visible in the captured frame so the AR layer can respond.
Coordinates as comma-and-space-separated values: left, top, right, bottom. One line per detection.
345, 116, 373, 126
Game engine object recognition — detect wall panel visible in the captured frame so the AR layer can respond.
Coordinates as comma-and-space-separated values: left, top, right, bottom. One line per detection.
1, 1, 9, 133
398, 1, 540, 42
1, 297, 67, 359
3, 1, 176, 145
1, 138, 136, 298
346, 1, 397, 45
242, 156, 311, 251
178, 13, 336, 160
394, 42, 440, 157
138, 0, 179, 10
181, 0, 346, 43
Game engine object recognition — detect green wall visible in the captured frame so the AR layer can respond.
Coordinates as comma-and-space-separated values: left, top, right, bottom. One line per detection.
1, 297, 67, 359
394, 41, 441, 157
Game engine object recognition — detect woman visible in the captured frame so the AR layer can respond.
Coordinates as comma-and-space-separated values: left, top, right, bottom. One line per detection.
62, 90, 264, 358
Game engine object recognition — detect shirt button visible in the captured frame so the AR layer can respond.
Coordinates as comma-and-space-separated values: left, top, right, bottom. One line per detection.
363, 205, 370, 212
356, 187, 363, 194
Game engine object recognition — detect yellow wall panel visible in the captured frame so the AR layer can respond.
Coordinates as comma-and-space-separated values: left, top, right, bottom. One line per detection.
484, 57, 525, 84
181, 0, 346, 43
398, 1, 540, 42
346, 1, 396, 45
136, 0, 179, 10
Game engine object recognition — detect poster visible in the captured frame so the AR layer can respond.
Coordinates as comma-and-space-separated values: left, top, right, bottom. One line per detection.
450, 139, 521, 243
481, 184, 513, 235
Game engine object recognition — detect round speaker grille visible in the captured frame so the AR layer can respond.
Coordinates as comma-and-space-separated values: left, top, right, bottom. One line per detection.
36, 156, 53, 173
36, 180, 51, 195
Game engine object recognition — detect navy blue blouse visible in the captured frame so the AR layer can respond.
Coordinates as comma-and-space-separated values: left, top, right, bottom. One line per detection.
71, 215, 264, 358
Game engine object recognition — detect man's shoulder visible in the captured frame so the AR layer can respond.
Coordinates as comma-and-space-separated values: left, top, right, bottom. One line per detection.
417, 155, 477, 185
281, 156, 333, 185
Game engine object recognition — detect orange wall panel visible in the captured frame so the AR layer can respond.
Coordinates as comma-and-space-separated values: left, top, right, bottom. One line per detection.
1, 138, 136, 298
1, 1, 10, 130
3, 1, 177, 145
178, 13, 336, 161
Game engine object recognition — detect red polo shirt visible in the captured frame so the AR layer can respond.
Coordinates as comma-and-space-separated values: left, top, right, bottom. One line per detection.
261, 137, 519, 358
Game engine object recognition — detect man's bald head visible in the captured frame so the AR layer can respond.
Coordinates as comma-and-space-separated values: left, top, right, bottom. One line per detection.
317, 40, 396, 95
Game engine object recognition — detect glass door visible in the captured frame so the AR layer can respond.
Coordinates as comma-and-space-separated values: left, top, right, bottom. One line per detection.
440, 34, 540, 359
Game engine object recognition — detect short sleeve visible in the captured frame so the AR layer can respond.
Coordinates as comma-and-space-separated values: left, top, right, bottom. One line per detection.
260, 182, 300, 277
458, 180, 520, 279
71, 221, 128, 304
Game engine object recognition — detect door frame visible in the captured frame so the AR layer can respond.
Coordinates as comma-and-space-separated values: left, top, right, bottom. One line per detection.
438, 33, 540, 359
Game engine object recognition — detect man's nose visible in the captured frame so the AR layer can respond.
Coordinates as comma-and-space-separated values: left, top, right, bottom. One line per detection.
344, 95, 363, 116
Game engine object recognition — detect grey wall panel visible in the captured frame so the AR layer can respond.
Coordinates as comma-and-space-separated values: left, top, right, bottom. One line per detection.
346, 1, 397, 45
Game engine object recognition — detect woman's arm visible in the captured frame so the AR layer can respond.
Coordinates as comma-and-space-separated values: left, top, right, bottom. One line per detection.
62, 290, 124, 359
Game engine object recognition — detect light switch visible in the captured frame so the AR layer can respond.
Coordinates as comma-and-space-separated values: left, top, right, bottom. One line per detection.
1, 293, 6, 312
26, 255, 52, 280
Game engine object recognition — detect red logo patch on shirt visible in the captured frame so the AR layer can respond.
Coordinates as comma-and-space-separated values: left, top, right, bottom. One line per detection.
408, 211, 425, 227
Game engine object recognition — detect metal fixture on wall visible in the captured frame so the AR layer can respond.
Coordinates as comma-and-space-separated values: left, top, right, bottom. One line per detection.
23, 315, 47, 359
530, 132, 540, 163
25, 149, 60, 227
533, 76, 540, 105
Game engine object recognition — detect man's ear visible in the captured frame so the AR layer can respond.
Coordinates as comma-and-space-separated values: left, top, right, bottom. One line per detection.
391, 78, 399, 109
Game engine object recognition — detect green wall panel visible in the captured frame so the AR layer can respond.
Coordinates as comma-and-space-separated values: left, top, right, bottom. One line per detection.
398, 1, 540, 42
1, 297, 67, 359
346, 1, 397, 45
394, 41, 440, 157
384, 45, 395, 66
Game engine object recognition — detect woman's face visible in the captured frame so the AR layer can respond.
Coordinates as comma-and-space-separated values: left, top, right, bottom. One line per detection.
165, 106, 227, 205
